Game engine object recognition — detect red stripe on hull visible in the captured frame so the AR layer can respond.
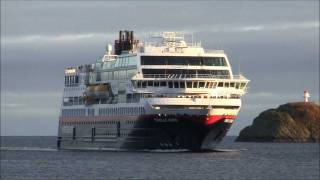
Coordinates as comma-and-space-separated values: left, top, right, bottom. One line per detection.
205, 115, 237, 125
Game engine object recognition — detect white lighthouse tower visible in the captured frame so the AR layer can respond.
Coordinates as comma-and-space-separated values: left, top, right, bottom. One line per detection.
303, 90, 310, 102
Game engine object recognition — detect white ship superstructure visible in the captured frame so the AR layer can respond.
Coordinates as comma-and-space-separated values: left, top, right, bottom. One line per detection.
58, 31, 249, 151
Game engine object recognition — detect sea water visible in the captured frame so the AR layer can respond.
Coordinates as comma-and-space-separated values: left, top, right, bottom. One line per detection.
1, 136, 319, 180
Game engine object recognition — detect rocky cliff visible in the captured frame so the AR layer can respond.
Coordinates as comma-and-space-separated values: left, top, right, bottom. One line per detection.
236, 102, 320, 142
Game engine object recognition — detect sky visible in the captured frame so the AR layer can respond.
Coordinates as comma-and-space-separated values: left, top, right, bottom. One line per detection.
1, 1, 319, 136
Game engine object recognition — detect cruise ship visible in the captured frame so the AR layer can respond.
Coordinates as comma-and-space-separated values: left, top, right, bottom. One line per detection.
57, 31, 249, 151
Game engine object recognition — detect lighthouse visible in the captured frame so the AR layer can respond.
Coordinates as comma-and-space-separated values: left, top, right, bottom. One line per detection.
303, 90, 310, 102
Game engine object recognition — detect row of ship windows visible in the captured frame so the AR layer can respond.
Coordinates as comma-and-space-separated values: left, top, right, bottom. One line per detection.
61, 109, 93, 117
141, 94, 241, 99
62, 120, 136, 126
64, 87, 86, 92
63, 97, 85, 106
113, 56, 137, 68
96, 56, 137, 70
63, 95, 140, 106
63, 96, 122, 106
65, 69, 137, 86
94, 69, 137, 82
140, 56, 227, 66
65, 75, 79, 85
142, 69, 230, 76
97, 56, 227, 69
62, 128, 139, 137
87, 69, 232, 85
61, 107, 145, 117
99, 107, 145, 116
134, 81, 247, 89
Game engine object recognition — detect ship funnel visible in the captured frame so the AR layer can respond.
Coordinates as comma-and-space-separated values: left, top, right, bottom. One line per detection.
114, 30, 139, 55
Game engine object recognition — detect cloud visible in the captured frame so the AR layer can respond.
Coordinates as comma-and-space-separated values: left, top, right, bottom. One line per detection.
1, 91, 62, 117
202, 21, 319, 33
246, 91, 319, 101
1, 33, 112, 44
2, 91, 61, 99
278, 21, 319, 30
245, 92, 297, 100
2, 21, 318, 45
1, 91, 62, 136
238, 25, 265, 32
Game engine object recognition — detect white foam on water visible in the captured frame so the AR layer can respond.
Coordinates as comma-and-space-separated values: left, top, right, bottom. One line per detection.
212, 148, 248, 152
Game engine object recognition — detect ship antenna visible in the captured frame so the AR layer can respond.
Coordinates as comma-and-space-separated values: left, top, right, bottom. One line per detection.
191, 32, 194, 46
238, 57, 241, 75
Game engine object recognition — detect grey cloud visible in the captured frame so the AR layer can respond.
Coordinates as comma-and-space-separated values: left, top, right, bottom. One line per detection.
1, 91, 61, 136
2, 21, 318, 45
1, 1, 317, 36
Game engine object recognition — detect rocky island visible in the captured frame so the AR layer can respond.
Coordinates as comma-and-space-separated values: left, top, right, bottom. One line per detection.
237, 102, 320, 142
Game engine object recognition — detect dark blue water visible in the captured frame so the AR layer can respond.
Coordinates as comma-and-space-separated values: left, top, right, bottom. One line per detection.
1, 136, 319, 180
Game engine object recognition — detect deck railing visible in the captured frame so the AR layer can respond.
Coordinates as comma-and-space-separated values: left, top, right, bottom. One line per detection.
142, 74, 246, 80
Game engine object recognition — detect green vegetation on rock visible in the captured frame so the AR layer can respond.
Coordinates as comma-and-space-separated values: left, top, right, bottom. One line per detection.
236, 102, 320, 142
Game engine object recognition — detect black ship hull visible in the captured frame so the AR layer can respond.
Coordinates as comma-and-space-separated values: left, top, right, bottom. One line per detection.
58, 114, 234, 151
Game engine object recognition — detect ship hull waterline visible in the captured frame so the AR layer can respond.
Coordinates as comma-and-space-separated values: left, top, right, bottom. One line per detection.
57, 114, 235, 152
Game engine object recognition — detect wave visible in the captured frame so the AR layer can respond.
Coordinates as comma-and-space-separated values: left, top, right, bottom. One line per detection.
212, 148, 248, 152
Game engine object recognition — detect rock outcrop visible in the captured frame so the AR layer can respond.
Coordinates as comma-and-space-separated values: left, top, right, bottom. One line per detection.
236, 102, 320, 142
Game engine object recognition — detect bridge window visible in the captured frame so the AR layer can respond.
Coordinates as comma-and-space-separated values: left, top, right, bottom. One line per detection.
174, 82, 179, 88
235, 83, 240, 89
199, 82, 205, 88
147, 81, 153, 87
187, 82, 192, 88
141, 56, 227, 66
218, 82, 223, 87
180, 82, 185, 88
160, 81, 167, 86
142, 81, 147, 88
168, 81, 173, 88
192, 81, 198, 88
240, 83, 246, 89
208, 82, 213, 88
142, 69, 230, 78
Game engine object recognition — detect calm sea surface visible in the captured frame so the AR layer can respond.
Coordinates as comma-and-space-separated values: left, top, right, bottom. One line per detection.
0, 136, 319, 180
